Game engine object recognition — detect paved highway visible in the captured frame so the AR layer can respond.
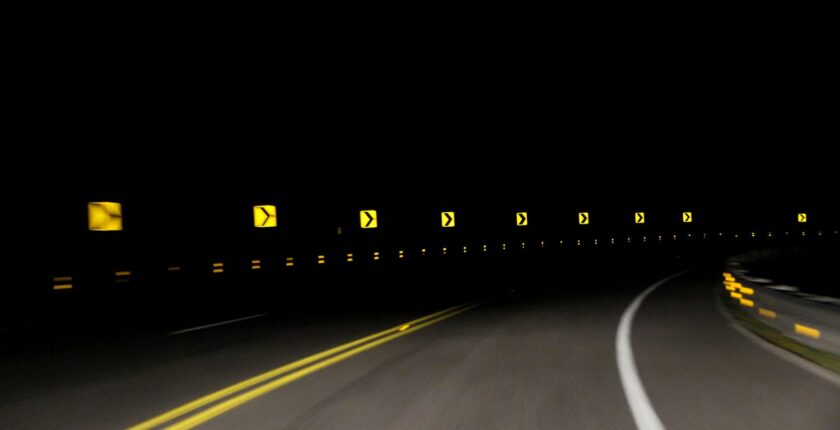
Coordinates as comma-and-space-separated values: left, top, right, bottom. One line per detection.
2, 262, 839, 429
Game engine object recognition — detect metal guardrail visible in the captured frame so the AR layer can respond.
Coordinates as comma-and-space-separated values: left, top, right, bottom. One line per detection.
722, 260, 840, 355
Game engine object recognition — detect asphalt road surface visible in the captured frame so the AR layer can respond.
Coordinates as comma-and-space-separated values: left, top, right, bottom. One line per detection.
2, 263, 839, 429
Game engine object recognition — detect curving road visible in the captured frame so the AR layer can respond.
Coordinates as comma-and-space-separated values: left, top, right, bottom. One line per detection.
2, 264, 839, 429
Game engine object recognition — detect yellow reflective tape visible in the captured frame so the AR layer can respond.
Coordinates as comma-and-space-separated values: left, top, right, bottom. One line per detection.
739, 286, 754, 296
115, 271, 131, 277
53, 276, 72, 282
212, 269, 224, 273
730, 292, 743, 299
129, 303, 474, 430
794, 323, 820, 339
758, 308, 776, 318
53, 284, 73, 290
167, 267, 181, 272
739, 298, 754, 307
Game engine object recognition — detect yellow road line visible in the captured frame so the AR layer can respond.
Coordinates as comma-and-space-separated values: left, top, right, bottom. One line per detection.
165, 304, 479, 430
794, 323, 821, 339
129, 303, 474, 430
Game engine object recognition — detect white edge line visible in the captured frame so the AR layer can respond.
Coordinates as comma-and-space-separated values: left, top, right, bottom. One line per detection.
714, 293, 840, 389
617, 270, 690, 430
169, 313, 269, 335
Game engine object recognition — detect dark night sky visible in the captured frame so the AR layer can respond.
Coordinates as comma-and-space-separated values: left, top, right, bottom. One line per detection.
6, 3, 838, 223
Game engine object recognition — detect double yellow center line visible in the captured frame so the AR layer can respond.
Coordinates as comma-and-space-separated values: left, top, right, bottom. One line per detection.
129, 302, 480, 430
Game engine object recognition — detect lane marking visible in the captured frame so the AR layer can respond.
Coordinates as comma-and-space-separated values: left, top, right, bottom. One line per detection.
617, 270, 689, 430
168, 314, 269, 336
165, 304, 480, 430
133, 303, 474, 430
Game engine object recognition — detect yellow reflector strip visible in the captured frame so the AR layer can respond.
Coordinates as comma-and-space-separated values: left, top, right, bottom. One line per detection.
213, 269, 224, 274
730, 292, 743, 299
793, 324, 820, 339
53, 276, 72, 282
53, 284, 73, 290
758, 308, 776, 318
739, 298, 754, 307
168, 267, 181, 272
794, 324, 821, 339
213, 263, 223, 267
739, 287, 754, 295
115, 271, 131, 277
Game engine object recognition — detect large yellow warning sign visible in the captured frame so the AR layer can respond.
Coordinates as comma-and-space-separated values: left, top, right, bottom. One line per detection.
88, 202, 123, 231
360, 210, 378, 228
253, 205, 277, 228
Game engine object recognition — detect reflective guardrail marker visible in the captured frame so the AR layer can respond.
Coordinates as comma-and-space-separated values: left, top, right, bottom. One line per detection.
285, 257, 294, 267
115, 271, 131, 283
212, 262, 224, 274
360, 210, 378, 228
441, 211, 455, 228
579, 212, 589, 225
88, 202, 123, 231
635, 212, 645, 224
253, 205, 277, 228
797, 213, 807, 223
758, 308, 776, 318
53, 276, 73, 290
516, 212, 528, 226
794, 323, 820, 339
251, 260, 261, 270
